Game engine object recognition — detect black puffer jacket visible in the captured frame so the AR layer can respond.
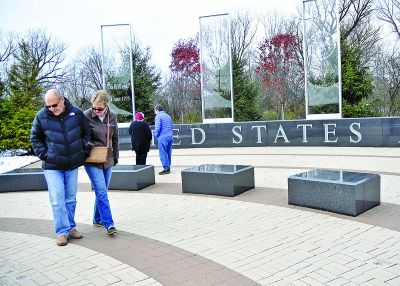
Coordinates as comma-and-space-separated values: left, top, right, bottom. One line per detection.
30, 98, 91, 170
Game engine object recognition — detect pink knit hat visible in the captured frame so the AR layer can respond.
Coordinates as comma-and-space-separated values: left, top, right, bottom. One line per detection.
135, 112, 144, 120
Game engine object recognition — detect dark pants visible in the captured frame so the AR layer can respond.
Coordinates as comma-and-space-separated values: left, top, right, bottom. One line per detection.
135, 151, 148, 165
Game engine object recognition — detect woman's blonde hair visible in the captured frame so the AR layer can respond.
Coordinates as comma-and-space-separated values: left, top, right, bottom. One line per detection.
91, 90, 109, 105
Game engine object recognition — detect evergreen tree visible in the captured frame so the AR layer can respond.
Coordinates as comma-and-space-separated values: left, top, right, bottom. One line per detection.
232, 55, 261, 122
133, 46, 161, 122
8, 40, 43, 108
0, 30, 65, 151
110, 45, 161, 122
1, 40, 43, 150
341, 40, 376, 117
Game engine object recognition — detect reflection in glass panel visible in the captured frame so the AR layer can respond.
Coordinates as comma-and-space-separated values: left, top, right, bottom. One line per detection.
186, 164, 248, 173
113, 165, 150, 171
199, 14, 233, 122
101, 24, 134, 116
295, 169, 373, 183
303, 0, 341, 117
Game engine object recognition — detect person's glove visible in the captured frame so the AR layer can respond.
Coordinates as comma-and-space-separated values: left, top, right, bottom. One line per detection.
114, 159, 118, 166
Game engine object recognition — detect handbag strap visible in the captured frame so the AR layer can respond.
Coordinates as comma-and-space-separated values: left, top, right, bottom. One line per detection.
106, 113, 110, 147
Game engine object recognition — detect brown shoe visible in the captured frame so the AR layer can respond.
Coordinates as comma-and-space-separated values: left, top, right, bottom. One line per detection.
56, 235, 68, 246
69, 229, 83, 239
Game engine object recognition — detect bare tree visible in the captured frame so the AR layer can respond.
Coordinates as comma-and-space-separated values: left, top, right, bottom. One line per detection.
22, 29, 67, 88
158, 73, 201, 121
339, 0, 381, 66
60, 46, 104, 108
339, 0, 374, 40
259, 11, 286, 40
376, 0, 400, 39
372, 48, 400, 116
0, 32, 16, 93
385, 53, 400, 116
60, 64, 93, 108
230, 11, 258, 64
76, 46, 103, 91
0, 32, 15, 65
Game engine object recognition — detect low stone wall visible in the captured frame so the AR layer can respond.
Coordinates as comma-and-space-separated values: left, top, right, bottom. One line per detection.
288, 169, 380, 216
0, 168, 47, 192
118, 117, 400, 150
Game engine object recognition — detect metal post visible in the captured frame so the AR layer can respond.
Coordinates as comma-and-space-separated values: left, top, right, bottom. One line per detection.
128, 24, 135, 116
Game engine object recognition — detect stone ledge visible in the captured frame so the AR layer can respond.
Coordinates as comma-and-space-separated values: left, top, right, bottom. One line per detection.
288, 169, 380, 216
0, 168, 47, 192
182, 164, 255, 197
109, 165, 155, 191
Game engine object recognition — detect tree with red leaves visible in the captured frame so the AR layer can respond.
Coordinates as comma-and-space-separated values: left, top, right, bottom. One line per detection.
169, 37, 200, 84
166, 37, 201, 120
257, 33, 298, 120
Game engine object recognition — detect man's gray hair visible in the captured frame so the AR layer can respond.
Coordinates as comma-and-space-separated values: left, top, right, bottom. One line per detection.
45, 88, 63, 99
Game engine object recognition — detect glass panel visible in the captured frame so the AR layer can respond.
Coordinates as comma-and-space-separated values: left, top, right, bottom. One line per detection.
303, 0, 341, 117
101, 24, 134, 116
294, 169, 374, 183
113, 165, 150, 171
185, 164, 248, 173
199, 14, 233, 122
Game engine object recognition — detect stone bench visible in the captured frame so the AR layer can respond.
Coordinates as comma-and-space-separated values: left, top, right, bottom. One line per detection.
288, 169, 380, 216
181, 164, 254, 197
0, 168, 47, 192
109, 165, 155, 191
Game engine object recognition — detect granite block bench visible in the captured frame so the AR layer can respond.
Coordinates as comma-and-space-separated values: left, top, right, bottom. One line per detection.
109, 165, 155, 191
181, 164, 254, 197
288, 169, 380, 216
0, 168, 47, 192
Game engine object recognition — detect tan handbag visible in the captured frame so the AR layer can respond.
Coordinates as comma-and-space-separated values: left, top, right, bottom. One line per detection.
85, 146, 108, 163
85, 114, 110, 164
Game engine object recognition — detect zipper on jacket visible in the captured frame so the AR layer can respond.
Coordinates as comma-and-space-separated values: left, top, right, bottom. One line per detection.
61, 118, 71, 169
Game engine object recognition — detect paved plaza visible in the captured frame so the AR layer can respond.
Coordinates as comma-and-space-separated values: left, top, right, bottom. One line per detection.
1, 146, 400, 285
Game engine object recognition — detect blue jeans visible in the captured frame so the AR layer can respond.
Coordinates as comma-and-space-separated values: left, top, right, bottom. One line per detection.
84, 165, 114, 229
44, 168, 79, 236
158, 136, 172, 170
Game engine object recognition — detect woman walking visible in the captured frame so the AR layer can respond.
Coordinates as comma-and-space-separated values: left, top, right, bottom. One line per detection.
84, 90, 118, 235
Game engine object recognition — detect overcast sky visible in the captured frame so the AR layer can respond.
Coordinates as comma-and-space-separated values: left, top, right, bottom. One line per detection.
0, 0, 300, 75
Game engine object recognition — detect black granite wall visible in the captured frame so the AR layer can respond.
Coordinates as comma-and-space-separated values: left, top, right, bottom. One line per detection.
119, 117, 400, 150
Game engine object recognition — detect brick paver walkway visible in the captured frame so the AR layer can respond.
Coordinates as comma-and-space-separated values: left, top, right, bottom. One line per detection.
1, 147, 400, 285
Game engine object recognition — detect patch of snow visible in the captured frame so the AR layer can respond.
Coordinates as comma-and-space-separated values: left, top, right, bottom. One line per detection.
0, 154, 40, 174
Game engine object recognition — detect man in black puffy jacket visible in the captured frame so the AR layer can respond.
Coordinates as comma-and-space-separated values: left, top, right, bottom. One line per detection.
30, 89, 91, 246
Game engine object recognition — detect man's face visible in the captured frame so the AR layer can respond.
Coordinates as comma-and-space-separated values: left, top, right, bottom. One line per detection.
45, 94, 65, 116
